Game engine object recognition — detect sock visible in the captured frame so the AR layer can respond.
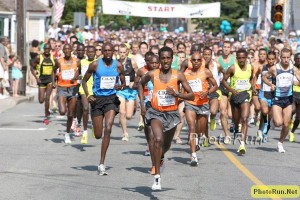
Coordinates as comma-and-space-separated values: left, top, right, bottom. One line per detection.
278, 142, 283, 146
83, 130, 87, 134
241, 141, 245, 146
192, 152, 197, 158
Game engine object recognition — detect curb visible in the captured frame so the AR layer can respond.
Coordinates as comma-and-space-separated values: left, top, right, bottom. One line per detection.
0, 95, 35, 113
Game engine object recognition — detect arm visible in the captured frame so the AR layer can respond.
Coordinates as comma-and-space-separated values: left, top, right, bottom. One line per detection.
131, 59, 138, 73
30, 56, 41, 83
251, 65, 259, 95
262, 66, 276, 91
179, 59, 188, 73
205, 69, 218, 96
132, 68, 143, 90
116, 61, 125, 90
82, 60, 97, 103
294, 67, 300, 84
167, 72, 194, 101
52, 59, 59, 88
221, 65, 237, 95
138, 71, 152, 116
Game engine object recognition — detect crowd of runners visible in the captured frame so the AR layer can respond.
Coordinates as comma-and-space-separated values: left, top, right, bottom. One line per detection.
29, 27, 300, 190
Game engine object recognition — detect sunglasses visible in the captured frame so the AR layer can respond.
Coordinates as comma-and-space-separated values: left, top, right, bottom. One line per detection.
192, 59, 201, 61
96, 49, 102, 51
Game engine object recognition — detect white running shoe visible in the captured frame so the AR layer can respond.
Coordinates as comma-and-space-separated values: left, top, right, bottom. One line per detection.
64, 133, 71, 144
152, 175, 161, 190
98, 164, 108, 175
190, 156, 198, 167
277, 143, 285, 153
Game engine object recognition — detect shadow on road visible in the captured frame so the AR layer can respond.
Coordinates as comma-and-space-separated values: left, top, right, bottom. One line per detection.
122, 150, 144, 156
255, 146, 277, 152
126, 166, 150, 174
71, 144, 96, 152
44, 138, 64, 143
122, 186, 174, 199
168, 156, 189, 165
71, 165, 112, 172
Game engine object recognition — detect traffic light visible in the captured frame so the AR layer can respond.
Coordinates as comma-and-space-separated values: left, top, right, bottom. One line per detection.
273, 3, 283, 30
86, 0, 95, 18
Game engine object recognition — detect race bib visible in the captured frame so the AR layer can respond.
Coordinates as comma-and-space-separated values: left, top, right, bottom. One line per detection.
61, 69, 74, 80
188, 79, 202, 92
157, 90, 175, 106
125, 76, 130, 86
263, 83, 271, 92
235, 79, 249, 90
42, 66, 52, 75
100, 76, 116, 89
81, 65, 89, 77
256, 74, 262, 85
277, 75, 292, 87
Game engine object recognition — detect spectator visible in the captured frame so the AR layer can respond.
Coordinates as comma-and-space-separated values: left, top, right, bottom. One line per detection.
9, 55, 23, 97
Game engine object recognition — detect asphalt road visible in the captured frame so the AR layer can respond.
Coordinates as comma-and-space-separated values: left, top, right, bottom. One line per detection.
0, 96, 299, 200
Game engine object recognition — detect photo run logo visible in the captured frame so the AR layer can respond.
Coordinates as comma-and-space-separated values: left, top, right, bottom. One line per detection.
189, 133, 262, 145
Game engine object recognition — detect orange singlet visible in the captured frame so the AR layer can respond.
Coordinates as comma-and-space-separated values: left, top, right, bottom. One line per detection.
57, 57, 78, 87
141, 66, 149, 96
151, 69, 178, 112
184, 65, 209, 105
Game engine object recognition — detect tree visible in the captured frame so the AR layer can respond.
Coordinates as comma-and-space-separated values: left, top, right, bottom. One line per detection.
192, 0, 251, 34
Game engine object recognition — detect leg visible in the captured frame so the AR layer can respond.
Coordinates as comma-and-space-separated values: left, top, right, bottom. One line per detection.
272, 105, 283, 127
185, 109, 197, 153
44, 83, 53, 118
38, 87, 46, 104
174, 101, 185, 143
151, 119, 164, 175
220, 95, 229, 136
100, 110, 117, 164
81, 94, 90, 131
209, 98, 219, 118
58, 96, 67, 115
240, 103, 251, 143
280, 105, 292, 143
118, 96, 127, 136
66, 97, 77, 133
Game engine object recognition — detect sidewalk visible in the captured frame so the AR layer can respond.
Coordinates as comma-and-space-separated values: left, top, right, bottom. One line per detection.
0, 86, 37, 113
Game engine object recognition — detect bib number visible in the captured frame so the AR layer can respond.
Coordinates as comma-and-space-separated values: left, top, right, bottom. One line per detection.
42, 66, 52, 75
61, 69, 74, 80
188, 79, 202, 92
235, 79, 249, 90
125, 76, 130, 86
157, 90, 175, 106
100, 76, 116, 89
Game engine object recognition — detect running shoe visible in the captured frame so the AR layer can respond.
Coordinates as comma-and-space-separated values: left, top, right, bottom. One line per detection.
289, 120, 294, 130
289, 132, 295, 142
137, 122, 144, 131
81, 132, 88, 144
91, 127, 95, 138
256, 130, 263, 141
262, 134, 268, 143
277, 143, 285, 153
122, 133, 129, 141
195, 137, 201, 151
71, 119, 76, 132
203, 137, 209, 147
210, 118, 216, 131
262, 122, 268, 134
238, 124, 242, 133
224, 136, 230, 144
190, 156, 198, 167
43, 117, 49, 125
98, 164, 108, 175
52, 107, 57, 113
152, 175, 161, 190
248, 118, 254, 125
64, 133, 71, 144
229, 123, 234, 133
75, 126, 82, 137
237, 144, 246, 154
175, 137, 183, 144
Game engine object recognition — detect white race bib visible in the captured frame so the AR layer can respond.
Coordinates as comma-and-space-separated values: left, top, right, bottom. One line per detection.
100, 76, 116, 89
277, 76, 292, 87
235, 79, 249, 90
81, 65, 89, 77
125, 76, 130, 86
61, 69, 75, 80
157, 90, 175, 106
262, 83, 271, 92
188, 79, 202, 92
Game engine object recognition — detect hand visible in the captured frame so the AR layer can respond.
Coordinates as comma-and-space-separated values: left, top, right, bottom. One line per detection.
36, 78, 41, 84
252, 89, 258, 95
232, 89, 239, 96
87, 95, 96, 104
52, 83, 56, 89
199, 91, 208, 99
270, 84, 276, 91
166, 86, 176, 96
115, 84, 123, 90
140, 106, 146, 117
70, 78, 75, 84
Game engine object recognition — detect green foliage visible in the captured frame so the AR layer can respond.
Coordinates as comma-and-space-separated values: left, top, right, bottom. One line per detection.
192, 0, 251, 34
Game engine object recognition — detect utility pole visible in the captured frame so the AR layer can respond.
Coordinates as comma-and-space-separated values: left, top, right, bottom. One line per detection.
16, 0, 26, 64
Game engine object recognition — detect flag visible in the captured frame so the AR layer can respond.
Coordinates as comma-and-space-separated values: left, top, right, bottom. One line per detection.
51, 0, 65, 23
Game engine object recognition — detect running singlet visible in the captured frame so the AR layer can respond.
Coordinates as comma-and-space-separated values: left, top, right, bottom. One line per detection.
293, 67, 300, 92
121, 58, 135, 86
93, 58, 119, 96
218, 55, 235, 83
184, 65, 209, 105
142, 66, 149, 96
275, 63, 294, 97
37, 54, 55, 83
57, 57, 78, 87
151, 69, 178, 112
79, 59, 95, 95
211, 61, 220, 87
259, 64, 274, 99
230, 63, 252, 92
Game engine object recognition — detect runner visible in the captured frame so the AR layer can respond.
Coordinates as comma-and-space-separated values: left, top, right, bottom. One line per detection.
218, 41, 235, 137
81, 42, 125, 175
289, 53, 300, 142
256, 51, 276, 142
78, 45, 96, 144
222, 48, 255, 154
54, 44, 80, 144
184, 52, 217, 166
138, 46, 194, 190
262, 48, 300, 153
116, 43, 138, 141
30, 43, 57, 125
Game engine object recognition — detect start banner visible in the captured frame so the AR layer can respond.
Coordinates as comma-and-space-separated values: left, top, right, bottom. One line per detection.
102, 0, 220, 18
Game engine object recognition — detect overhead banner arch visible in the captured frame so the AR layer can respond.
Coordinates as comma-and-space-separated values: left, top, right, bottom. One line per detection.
102, 0, 220, 18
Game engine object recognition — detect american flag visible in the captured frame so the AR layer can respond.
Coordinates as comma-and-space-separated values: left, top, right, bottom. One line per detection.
51, 0, 65, 23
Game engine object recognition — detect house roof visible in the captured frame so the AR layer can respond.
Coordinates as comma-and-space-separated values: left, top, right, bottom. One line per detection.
0, 0, 50, 13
